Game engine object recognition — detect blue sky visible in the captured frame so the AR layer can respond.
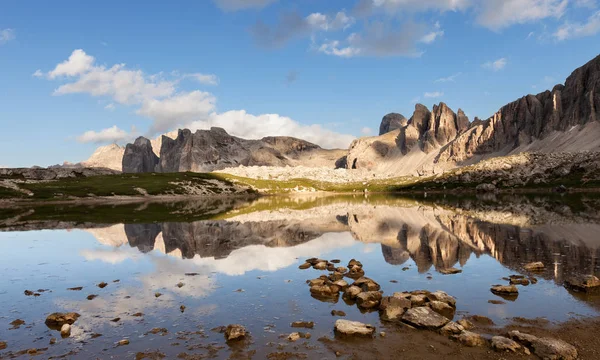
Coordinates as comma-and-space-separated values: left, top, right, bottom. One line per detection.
1, 0, 599, 167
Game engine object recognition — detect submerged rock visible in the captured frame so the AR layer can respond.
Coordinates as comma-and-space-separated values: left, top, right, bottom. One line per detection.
401, 307, 450, 330
343, 285, 362, 300
0, 341, 6, 350
491, 336, 521, 352
225, 324, 247, 341
491, 285, 519, 296
331, 310, 346, 317
379, 296, 411, 322
291, 321, 314, 329
439, 267, 462, 275
334, 319, 375, 337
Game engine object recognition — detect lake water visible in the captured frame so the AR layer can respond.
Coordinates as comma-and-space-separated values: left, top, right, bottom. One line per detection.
1, 194, 600, 359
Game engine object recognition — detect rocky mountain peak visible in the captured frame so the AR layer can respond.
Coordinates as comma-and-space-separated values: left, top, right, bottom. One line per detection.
122, 136, 159, 173
379, 113, 407, 135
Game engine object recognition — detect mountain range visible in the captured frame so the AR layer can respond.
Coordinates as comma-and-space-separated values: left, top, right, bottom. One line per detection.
82, 54, 600, 178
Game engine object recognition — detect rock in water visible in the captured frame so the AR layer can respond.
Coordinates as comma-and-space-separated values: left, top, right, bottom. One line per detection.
122, 136, 159, 173
523, 262, 545, 271
224, 324, 247, 341
379, 296, 412, 322
356, 291, 383, 309
334, 320, 375, 337
60, 324, 71, 338
401, 307, 450, 330
45, 313, 80, 329
491, 285, 519, 296
439, 267, 462, 275
428, 301, 455, 320
564, 275, 600, 292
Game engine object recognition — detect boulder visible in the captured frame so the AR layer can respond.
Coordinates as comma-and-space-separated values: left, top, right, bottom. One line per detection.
122, 136, 159, 173
491, 285, 519, 296
353, 277, 381, 292
60, 324, 71, 338
343, 285, 362, 300
410, 294, 428, 307
401, 307, 450, 330
225, 324, 247, 341
457, 319, 474, 330
379, 296, 412, 322
334, 320, 375, 337
427, 291, 457, 307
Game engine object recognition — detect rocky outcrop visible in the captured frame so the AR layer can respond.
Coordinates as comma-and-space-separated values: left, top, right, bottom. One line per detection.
80, 144, 125, 171
379, 113, 407, 135
155, 127, 344, 173
122, 137, 159, 173
437, 54, 600, 164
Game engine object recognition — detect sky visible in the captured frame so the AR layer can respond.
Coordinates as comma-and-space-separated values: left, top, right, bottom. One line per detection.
1, 0, 599, 167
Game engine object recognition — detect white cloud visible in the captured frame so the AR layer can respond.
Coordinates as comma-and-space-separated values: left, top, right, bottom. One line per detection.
554, 10, 600, 40
482, 57, 507, 71
76, 125, 130, 143
212, 0, 277, 11
44, 50, 356, 148
363, 0, 471, 13
0, 28, 15, 45
434, 72, 461, 82
476, 0, 568, 30
32, 69, 44, 78
137, 91, 217, 133
48, 49, 95, 79
317, 39, 363, 57
104, 103, 116, 111
424, 91, 444, 98
306, 11, 356, 31
182, 73, 219, 86
420, 29, 444, 43
186, 110, 356, 149
574, 0, 597, 8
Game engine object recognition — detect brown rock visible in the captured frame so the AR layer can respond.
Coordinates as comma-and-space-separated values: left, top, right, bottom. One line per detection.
334, 319, 375, 337
225, 324, 247, 341
291, 321, 314, 329
45, 312, 80, 329
356, 291, 383, 309
428, 301, 456, 320
564, 275, 600, 293
524, 262, 545, 271
457, 331, 487, 347
491, 336, 521, 352
401, 307, 450, 330
298, 263, 311, 270
439, 322, 465, 336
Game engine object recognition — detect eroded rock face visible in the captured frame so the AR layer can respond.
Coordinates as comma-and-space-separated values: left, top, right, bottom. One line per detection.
155, 127, 342, 173
379, 113, 407, 135
122, 137, 159, 173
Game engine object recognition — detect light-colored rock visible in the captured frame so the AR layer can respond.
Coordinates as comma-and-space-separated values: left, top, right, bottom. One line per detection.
491, 336, 521, 352
491, 285, 519, 295
343, 285, 362, 299
427, 291, 457, 307
379, 296, 412, 322
287, 332, 300, 342
564, 275, 600, 292
334, 320, 375, 337
60, 324, 71, 338
509, 331, 578, 360
353, 277, 381, 292
401, 307, 450, 330
457, 319, 474, 330
524, 262, 545, 271
439, 322, 465, 336
428, 301, 455, 320
356, 291, 383, 309
457, 331, 487, 347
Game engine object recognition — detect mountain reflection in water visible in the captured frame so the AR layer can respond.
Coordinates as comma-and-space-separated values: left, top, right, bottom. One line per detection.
83, 195, 600, 289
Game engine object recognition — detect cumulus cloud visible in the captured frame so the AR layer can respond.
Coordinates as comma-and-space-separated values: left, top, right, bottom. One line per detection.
48, 49, 95, 79
182, 72, 219, 85
76, 125, 130, 143
212, 0, 277, 11
554, 10, 600, 40
317, 21, 428, 58
0, 28, 15, 45
475, 0, 568, 30
43, 50, 355, 148
424, 91, 444, 98
357, 0, 471, 15
482, 58, 507, 71
186, 110, 356, 149
251, 11, 355, 48
434, 72, 461, 82
32, 69, 44, 78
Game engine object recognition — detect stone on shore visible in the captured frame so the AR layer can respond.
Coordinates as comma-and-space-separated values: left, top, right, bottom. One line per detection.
509, 330, 578, 360
491, 336, 521, 352
457, 331, 487, 347
401, 307, 450, 330
334, 319, 375, 337
379, 296, 411, 322
439, 322, 465, 336
428, 301, 456, 320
